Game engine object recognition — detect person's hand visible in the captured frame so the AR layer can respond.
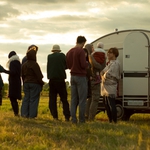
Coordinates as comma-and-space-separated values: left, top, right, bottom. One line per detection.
90, 76, 93, 80
0, 65, 5, 72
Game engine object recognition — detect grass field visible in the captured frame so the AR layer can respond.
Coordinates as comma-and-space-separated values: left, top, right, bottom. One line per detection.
0, 96, 150, 150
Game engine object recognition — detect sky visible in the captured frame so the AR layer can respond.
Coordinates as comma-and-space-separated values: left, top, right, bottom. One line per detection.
0, 0, 150, 83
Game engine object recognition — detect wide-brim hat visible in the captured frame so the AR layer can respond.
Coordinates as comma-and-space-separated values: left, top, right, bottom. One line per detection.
51, 44, 61, 52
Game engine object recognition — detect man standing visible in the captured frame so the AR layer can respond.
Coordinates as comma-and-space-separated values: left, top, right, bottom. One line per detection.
66, 36, 88, 123
47, 44, 70, 121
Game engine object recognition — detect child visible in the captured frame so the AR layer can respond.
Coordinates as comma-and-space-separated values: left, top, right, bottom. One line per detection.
91, 42, 106, 84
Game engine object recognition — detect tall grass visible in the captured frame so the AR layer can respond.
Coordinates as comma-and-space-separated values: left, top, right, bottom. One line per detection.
0, 97, 150, 150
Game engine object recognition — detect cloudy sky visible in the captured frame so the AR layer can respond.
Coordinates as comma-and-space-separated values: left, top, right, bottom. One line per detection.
0, 0, 150, 83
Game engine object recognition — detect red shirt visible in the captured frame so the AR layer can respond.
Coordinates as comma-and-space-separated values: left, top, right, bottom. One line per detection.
66, 47, 88, 76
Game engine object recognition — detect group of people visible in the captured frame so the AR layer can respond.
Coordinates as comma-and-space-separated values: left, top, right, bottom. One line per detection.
0, 35, 121, 124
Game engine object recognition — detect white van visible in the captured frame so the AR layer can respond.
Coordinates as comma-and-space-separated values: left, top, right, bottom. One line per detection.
92, 29, 150, 120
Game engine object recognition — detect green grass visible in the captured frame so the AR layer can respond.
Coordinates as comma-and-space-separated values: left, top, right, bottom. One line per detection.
0, 97, 150, 150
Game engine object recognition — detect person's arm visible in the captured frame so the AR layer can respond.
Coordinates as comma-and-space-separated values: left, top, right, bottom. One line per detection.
66, 52, 72, 69
47, 55, 50, 79
0, 65, 10, 74
79, 51, 88, 69
105, 62, 121, 81
109, 62, 120, 80
33, 63, 44, 86
89, 55, 106, 71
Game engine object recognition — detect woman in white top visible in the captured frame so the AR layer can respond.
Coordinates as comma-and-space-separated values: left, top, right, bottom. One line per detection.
101, 47, 121, 123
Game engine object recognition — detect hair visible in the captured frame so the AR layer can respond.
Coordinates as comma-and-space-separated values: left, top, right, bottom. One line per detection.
27, 45, 38, 53
108, 47, 119, 57
8, 51, 16, 58
83, 48, 89, 62
85, 44, 93, 55
76, 36, 86, 44
97, 42, 104, 49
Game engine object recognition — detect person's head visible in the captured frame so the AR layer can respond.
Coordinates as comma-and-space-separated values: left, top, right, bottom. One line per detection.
26, 45, 38, 61
51, 44, 61, 52
85, 44, 93, 55
107, 47, 119, 60
8, 51, 16, 58
27, 45, 38, 53
76, 36, 87, 48
97, 42, 104, 49
27, 49, 36, 61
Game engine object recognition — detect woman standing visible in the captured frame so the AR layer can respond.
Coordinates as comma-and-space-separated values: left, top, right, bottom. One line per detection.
85, 44, 106, 121
3, 51, 22, 116
21, 45, 44, 118
101, 47, 121, 123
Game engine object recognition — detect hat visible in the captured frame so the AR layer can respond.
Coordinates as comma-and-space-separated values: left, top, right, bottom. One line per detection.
51, 44, 61, 52
97, 42, 104, 48
8, 51, 16, 58
27, 45, 38, 53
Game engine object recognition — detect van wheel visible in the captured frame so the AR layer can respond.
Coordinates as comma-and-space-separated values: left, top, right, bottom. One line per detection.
116, 103, 124, 120
122, 110, 133, 121
96, 110, 101, 114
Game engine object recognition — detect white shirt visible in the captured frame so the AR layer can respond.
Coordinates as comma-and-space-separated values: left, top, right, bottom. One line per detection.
101, 59, 121, 97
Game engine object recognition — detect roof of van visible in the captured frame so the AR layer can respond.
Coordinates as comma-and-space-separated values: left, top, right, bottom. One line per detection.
91, 29, 150, 44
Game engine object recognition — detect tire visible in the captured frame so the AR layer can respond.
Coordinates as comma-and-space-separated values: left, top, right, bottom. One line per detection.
122, 109, 133, 121
96, 110, 101, 114
116, 103, 125, 120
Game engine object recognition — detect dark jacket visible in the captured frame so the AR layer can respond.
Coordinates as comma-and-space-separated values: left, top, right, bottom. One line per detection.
0, 66, 4, 89
47, 52, 67, 80
7, 58, 21, 100
21, 50, 44, 86
0, 74, 3, 89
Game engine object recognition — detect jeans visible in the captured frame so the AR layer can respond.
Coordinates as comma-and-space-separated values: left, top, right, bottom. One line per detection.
88, 82, 100, 121
21, 83, 41, 118
70, 76, 87, 123
85, 81, 100, 121
103, 96, 117, 123
49, 80, 70, 120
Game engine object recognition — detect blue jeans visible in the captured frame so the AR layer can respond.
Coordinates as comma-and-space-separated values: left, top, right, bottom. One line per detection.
21, 83, 42, 118
70, 76, 87, 123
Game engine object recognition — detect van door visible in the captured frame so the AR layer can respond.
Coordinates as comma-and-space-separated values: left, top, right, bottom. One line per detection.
123, 31, 150, 108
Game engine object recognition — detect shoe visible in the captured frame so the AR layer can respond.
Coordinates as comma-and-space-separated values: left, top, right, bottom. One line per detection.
53, 118, 60, 121
14, 114, 20, 117
65, 118, 70, 122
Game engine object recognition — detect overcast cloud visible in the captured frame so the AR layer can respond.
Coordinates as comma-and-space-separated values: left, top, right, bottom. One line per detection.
0, 0, 150, 83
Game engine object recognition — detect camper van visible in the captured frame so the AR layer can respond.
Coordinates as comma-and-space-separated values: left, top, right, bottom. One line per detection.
92, 29, 150, 120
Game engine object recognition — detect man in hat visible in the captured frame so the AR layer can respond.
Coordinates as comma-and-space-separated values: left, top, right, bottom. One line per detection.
47, 44, 70, 121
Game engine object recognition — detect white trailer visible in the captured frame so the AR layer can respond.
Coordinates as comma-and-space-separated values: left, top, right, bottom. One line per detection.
92, 29, 150, 120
